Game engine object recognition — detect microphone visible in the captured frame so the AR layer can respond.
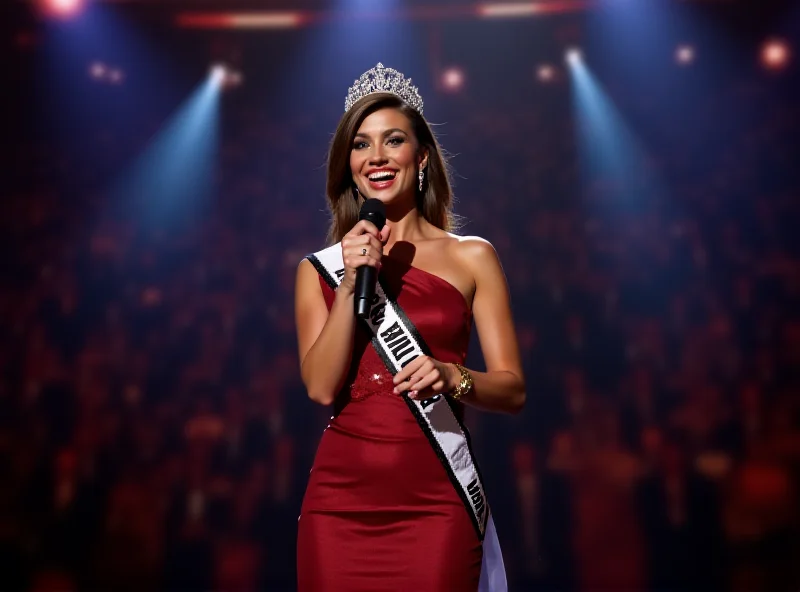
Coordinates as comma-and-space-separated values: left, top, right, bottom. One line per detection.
355, 198, 386, 319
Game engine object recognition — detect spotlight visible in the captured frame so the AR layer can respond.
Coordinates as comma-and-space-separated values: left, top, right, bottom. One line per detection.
108, 69, 125, 85
88, 62, 126, 85
226, 71, 243, 87
210, 63, 227, 85
179, 11, 303, 30
565, 48, 582, 64
41, 0, 85, 19
441, 67, 465, 92
88, 61, 107, 80
761, 39, 790, 71
675, 44, 695, 66
209, 63, 243, 90
478, 2, 542, 18
537, 64, 555, 83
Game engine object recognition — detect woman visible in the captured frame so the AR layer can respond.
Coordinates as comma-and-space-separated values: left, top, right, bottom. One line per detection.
295, 63, 525, 591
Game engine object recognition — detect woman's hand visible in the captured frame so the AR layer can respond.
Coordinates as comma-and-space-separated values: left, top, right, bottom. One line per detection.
392, 356, 460, 400
338, 219, 391, 296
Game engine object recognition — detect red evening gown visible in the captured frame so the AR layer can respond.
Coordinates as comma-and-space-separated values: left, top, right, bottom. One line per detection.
297, 256, 483, 591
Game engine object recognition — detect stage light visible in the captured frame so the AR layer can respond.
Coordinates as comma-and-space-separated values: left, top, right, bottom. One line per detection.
537, 64, 555, 83
227, 71, 243, 87
478, 2, 542, 18
441, 67, 465, 92
108, 69, 125, 85
87, 61, 126, 85
88, 61, 107, 80
210, 63, 227, 85
761, 39, 790, 71
177, 11, 303, 29
566, 48, 583, 65
41, 0, 85, 19
675, 44, 695, 66
228, 12, 303, 28
209, 63, 243, 90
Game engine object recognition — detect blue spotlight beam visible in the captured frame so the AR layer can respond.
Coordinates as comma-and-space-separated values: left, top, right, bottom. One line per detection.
112, 74, 221, 231
568, 56, 655, 207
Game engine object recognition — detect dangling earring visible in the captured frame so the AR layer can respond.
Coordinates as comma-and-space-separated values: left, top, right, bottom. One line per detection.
418, 169, 424, 192
353, 185, 360, 201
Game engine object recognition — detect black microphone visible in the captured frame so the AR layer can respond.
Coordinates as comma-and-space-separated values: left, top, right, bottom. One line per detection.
355, 198, 386, 319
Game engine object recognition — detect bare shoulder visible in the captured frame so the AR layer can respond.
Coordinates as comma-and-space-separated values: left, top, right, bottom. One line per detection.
295, 257, 324, 297
296, 256, 318, 281
446, 234, 501, 271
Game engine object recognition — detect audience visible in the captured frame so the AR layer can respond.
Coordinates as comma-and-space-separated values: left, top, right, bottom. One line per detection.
2, 63, 799, 591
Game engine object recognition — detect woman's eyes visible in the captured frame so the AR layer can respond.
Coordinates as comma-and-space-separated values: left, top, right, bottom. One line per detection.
353, 137, 405, 150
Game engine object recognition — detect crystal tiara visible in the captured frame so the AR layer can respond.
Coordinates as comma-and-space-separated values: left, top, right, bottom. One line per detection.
344, 62, 424, 115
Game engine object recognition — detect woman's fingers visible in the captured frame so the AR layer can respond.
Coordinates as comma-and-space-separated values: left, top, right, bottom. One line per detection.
396, 370, 447, 398
406, 371, 446, 399
344, 219, 380, 240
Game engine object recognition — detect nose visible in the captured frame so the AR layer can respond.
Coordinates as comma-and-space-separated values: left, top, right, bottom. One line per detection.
367, 144, 388, 164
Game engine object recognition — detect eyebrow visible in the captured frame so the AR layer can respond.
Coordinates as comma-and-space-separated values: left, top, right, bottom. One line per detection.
353, 128, 409, 139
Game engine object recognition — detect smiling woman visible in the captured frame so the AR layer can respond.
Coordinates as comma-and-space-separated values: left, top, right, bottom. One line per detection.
352, 113, 421, 200
324, 88, 453, 245
294, 63, 524, 592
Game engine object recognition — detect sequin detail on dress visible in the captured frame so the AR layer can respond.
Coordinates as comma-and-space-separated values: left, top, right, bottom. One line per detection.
316, 258, 471, 407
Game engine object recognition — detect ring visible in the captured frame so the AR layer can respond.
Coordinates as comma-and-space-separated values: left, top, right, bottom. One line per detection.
361, 248, 367, 256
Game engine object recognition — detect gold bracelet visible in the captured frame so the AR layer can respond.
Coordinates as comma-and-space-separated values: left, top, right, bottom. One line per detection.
451, 363, 473, 401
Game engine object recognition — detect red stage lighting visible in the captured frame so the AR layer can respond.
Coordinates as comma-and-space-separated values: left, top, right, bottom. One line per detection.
41, 0, 85, 19
537, 64, 555, 83
441, 67, 465, 92
761, 39, 790, 71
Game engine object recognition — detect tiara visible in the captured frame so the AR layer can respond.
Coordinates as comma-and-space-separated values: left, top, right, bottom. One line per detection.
344, 62, 424, 115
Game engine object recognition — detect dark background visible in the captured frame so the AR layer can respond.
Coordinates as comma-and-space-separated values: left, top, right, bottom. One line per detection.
2, 0, 799, 590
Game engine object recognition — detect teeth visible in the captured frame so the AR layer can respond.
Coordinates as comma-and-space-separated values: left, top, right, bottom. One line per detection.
368, 171, 396, 181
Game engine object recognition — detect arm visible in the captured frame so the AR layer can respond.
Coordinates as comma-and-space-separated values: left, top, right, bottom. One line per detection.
392, 238, 526, 414
295, 221, 391, 405
294, 258, 356, 405
454, 237, 526, 414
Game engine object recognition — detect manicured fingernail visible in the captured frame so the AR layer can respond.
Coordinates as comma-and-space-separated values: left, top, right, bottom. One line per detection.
409, 390, 418, 399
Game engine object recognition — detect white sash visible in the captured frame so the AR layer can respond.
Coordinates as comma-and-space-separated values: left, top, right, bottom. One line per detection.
307, 243, 507, 592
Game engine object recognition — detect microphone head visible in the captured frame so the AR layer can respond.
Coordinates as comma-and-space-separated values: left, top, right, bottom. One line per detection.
358, 198, 386, 229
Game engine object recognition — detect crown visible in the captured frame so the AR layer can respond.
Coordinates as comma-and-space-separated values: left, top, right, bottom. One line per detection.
344, 63, 424, 115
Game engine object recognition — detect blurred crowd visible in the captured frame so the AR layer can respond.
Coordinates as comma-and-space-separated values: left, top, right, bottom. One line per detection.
2, 59, 799, 592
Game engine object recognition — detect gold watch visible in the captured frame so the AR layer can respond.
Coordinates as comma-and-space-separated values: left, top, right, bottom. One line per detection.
451, 363, 473, 401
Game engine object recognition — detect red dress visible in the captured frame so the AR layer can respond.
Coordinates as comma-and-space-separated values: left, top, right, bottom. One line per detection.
297, 257, 483, 591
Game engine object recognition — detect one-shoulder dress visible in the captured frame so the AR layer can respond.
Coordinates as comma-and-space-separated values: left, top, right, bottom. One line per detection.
297, 255, 483, 591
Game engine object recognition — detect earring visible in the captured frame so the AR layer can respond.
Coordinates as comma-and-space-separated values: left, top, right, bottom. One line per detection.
418, 170, 424, 192
353, 186, 360, 200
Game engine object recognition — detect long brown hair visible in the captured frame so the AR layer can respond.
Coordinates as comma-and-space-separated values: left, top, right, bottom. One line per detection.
325, 92, 455, 245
